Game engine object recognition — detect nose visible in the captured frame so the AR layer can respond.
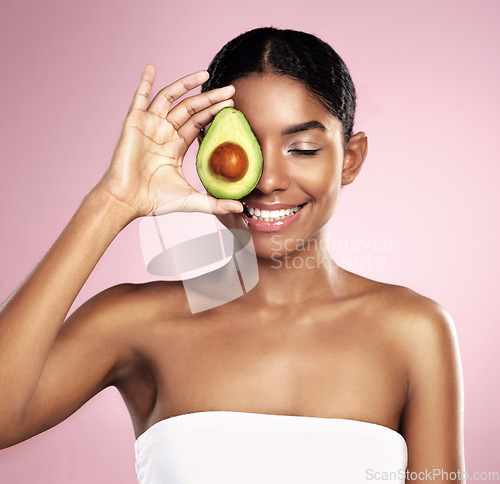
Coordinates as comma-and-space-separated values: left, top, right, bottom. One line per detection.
255, 145, 290, 194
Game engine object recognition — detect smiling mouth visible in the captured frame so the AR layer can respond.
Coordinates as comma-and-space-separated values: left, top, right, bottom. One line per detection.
242, 204, 306, 222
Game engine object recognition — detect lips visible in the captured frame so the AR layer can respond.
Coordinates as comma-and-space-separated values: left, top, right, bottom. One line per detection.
245, 204, 304, 222
241, 202, 307, 232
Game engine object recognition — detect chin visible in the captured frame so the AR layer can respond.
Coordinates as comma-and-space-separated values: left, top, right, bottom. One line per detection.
215, 213, 287, 261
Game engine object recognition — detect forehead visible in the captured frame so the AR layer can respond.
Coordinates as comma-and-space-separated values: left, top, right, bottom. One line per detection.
231, 73, 341, 135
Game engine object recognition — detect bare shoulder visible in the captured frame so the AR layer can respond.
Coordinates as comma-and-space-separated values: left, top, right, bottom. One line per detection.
58, 280, 193, 373
352, 275, 463, 404
68, 280, 190, 330
345, 271, 457, 347
352, 284, 466, 470
381, 285, 463, 397
374, 282, 458, 354
338, 272, 462, 385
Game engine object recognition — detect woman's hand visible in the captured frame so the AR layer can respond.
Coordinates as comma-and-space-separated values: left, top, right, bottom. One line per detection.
97, 65, 243, 218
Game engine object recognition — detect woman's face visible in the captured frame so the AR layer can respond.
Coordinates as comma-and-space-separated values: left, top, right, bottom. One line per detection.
216, 73, 353, 260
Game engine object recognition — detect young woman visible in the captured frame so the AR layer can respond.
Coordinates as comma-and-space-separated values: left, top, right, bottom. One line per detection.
0, 28, 465, 483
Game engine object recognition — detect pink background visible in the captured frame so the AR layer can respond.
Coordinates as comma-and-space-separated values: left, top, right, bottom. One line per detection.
1, 0, 499, 481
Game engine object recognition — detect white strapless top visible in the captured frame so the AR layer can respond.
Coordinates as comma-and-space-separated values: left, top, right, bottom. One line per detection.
135, 411, 407, 484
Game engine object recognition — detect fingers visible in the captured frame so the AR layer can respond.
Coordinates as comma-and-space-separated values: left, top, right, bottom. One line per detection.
155, 188, 243, 216
130, 64, 156, 112
180, 192, 244, 216
212, 198, 244, 215
177, 98, 235, 147
166, 84, 235, 131
147, 70, 210, 118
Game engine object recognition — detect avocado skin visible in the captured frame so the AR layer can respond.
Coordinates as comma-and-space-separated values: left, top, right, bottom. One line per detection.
196, 107, 263, 199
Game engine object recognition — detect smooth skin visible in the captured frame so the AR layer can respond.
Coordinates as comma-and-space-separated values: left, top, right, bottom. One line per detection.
0, 65, 465, 482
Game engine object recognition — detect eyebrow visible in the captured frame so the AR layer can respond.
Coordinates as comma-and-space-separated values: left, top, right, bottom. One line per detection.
281, 120, 327, 136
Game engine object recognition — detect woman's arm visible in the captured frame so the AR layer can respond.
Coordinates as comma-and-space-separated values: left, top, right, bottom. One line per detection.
400, 298, 465, 483
0, 65, 241, 447
0, 189, 132, 447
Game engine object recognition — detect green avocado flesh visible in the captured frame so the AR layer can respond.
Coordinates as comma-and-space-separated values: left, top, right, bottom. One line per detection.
196, 107, 263, 199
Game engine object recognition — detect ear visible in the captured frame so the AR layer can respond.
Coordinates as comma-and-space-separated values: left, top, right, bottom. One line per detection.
341, 131, 368, 186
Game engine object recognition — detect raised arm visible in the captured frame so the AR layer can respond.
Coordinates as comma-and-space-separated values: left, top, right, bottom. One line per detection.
0, 65, 241, 447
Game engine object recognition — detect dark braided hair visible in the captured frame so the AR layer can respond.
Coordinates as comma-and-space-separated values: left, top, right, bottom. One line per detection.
202, 27, 356, 144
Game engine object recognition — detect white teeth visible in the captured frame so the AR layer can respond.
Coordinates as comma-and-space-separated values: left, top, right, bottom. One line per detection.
246, 204, 304, 222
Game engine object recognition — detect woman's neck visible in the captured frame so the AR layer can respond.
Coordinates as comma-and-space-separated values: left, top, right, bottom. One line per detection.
247, 230, 342, 306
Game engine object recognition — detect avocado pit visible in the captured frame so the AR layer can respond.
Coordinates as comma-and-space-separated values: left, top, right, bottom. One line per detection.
209, 142, 249, 182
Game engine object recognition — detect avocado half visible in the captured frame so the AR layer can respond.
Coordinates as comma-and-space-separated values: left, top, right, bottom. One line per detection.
196, 107, 263, 199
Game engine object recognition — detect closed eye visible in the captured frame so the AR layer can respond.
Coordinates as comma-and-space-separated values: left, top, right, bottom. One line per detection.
288, 149, 321, 157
